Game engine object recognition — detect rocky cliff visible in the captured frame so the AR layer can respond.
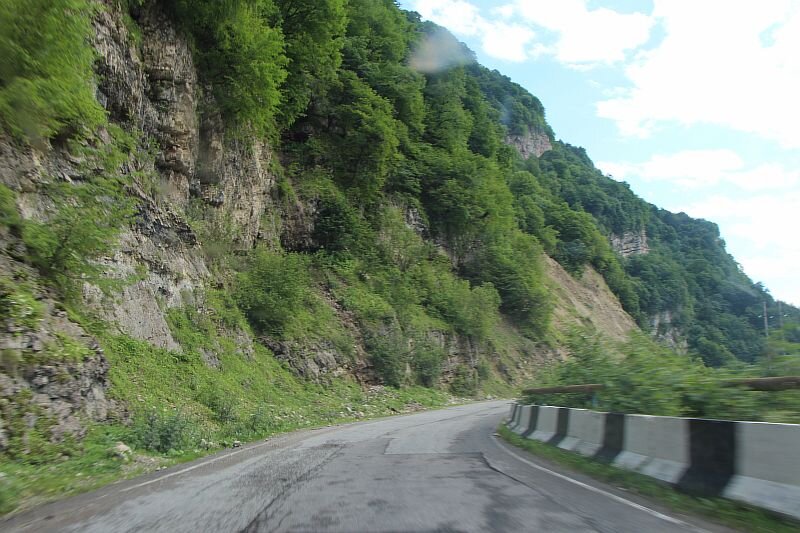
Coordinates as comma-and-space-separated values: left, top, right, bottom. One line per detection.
0, 1, 280, 454
610, 230, 649, 257
505, 129, 553, 159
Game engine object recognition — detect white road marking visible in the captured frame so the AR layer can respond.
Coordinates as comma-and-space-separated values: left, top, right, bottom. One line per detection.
118, 438, 280, 493
491, 435, 710, 532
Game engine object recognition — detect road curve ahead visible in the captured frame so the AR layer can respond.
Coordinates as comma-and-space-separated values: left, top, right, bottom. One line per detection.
3, 401, 732, 533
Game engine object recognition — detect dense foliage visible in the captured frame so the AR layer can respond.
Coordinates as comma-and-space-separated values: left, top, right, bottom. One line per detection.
532, 140, 780, 364
523, 331, 800, 423
0, 0, 105, 141
135, 0, 798, 370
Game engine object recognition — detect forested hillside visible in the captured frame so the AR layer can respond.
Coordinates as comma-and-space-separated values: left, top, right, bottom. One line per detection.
0, 0, 798, 513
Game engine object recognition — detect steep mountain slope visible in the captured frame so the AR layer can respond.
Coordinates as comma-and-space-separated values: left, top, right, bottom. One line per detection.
0, 0, 798, 514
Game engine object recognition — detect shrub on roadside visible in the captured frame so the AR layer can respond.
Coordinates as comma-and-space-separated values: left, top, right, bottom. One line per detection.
128, 409, 195, 454
235, 249, 312, 336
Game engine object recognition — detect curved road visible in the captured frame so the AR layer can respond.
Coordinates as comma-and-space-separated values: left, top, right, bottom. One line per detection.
3, 401, 732, 532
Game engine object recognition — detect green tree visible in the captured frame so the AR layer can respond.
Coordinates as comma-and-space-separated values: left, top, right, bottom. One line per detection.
0, 0, 105, 141
323, 71, 400, 202
275, 0, 347, 128
235, 249, 312, 336
165, 0, 287, 137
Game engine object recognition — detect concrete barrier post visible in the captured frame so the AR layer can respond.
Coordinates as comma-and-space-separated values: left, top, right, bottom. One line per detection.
529, 406, 560, 442
560, 408, 605, 456
508, 403, 523, 431
521, 405, 540, 438
512, 405, 533, 435
724, 422, 800, 519
613, 414, 690, 484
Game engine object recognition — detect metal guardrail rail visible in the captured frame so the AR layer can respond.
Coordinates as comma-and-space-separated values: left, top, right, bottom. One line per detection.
721, 376, 800, 390
522, 376, 800, 396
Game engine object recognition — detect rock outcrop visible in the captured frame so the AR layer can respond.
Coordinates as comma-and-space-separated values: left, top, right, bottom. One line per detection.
610, 230, 649, 257
650, 310, 688, 353
0, 258, 115, 451
505, 129, 552, 159
85, 2, 279, 349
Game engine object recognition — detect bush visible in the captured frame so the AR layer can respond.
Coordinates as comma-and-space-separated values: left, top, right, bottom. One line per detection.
523, 331, 781, 421
239, 406, 277, 437
22, 182, 134, 297
449, 365, 478, 397
196, 386, 237, 424
312, 193, 367, 254
465, 232, 551, 337
417, 266, 502, 341
365, 328, 407, 387
129, 409, 194, 454
410, 337, 444, 387
0, 278, 44, 330
235, 249, 312, 336
0, 184, 22, 231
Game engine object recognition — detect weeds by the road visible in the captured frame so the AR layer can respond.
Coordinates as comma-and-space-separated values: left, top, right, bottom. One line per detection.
497, 425, 799, 533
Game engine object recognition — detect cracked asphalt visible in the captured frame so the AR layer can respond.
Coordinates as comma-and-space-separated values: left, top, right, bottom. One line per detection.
1, 401, 734, 532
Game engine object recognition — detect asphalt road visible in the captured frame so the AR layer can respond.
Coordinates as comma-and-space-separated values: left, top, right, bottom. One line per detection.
2, 401, 734, 533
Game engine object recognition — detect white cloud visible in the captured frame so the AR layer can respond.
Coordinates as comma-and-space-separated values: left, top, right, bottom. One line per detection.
480, 21, 536, 62
596, 0, 800, 148
500, 0, 654, 66
410, 0, 653, 66
416, 0, 483, 36
410, 0, 535, 62
673, 192, 800, 305
598, 149, 800, 191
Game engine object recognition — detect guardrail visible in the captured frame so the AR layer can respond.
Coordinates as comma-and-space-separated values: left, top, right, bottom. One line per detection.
507, 403, 800, 521
522, 376, 800, 396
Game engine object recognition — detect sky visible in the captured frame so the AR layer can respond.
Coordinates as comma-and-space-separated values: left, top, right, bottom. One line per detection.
400, 0, 800, 306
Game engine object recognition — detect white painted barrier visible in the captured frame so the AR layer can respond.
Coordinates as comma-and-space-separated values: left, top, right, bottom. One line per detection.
508, 403, 517, 422
529, 406, 559, 442
614, 414, 689, 484
724, 422, 800, 519
561, 408, 605, 456
512, 405, 532, 435
508, 403, 522, 431
508, 403, 800, 521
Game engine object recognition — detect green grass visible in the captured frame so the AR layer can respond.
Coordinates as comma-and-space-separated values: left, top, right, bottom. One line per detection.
0, 424, 153, 515
498, 425, 799, 533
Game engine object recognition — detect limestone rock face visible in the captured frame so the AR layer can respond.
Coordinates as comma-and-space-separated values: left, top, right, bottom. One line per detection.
650, 310, 688, 353
0, 260, 116, 451
262, 339, 359, 381
96, 2, 275, 250
505, 130, 552, 159
610, 230, 649, 257
80, 2, 281, 347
